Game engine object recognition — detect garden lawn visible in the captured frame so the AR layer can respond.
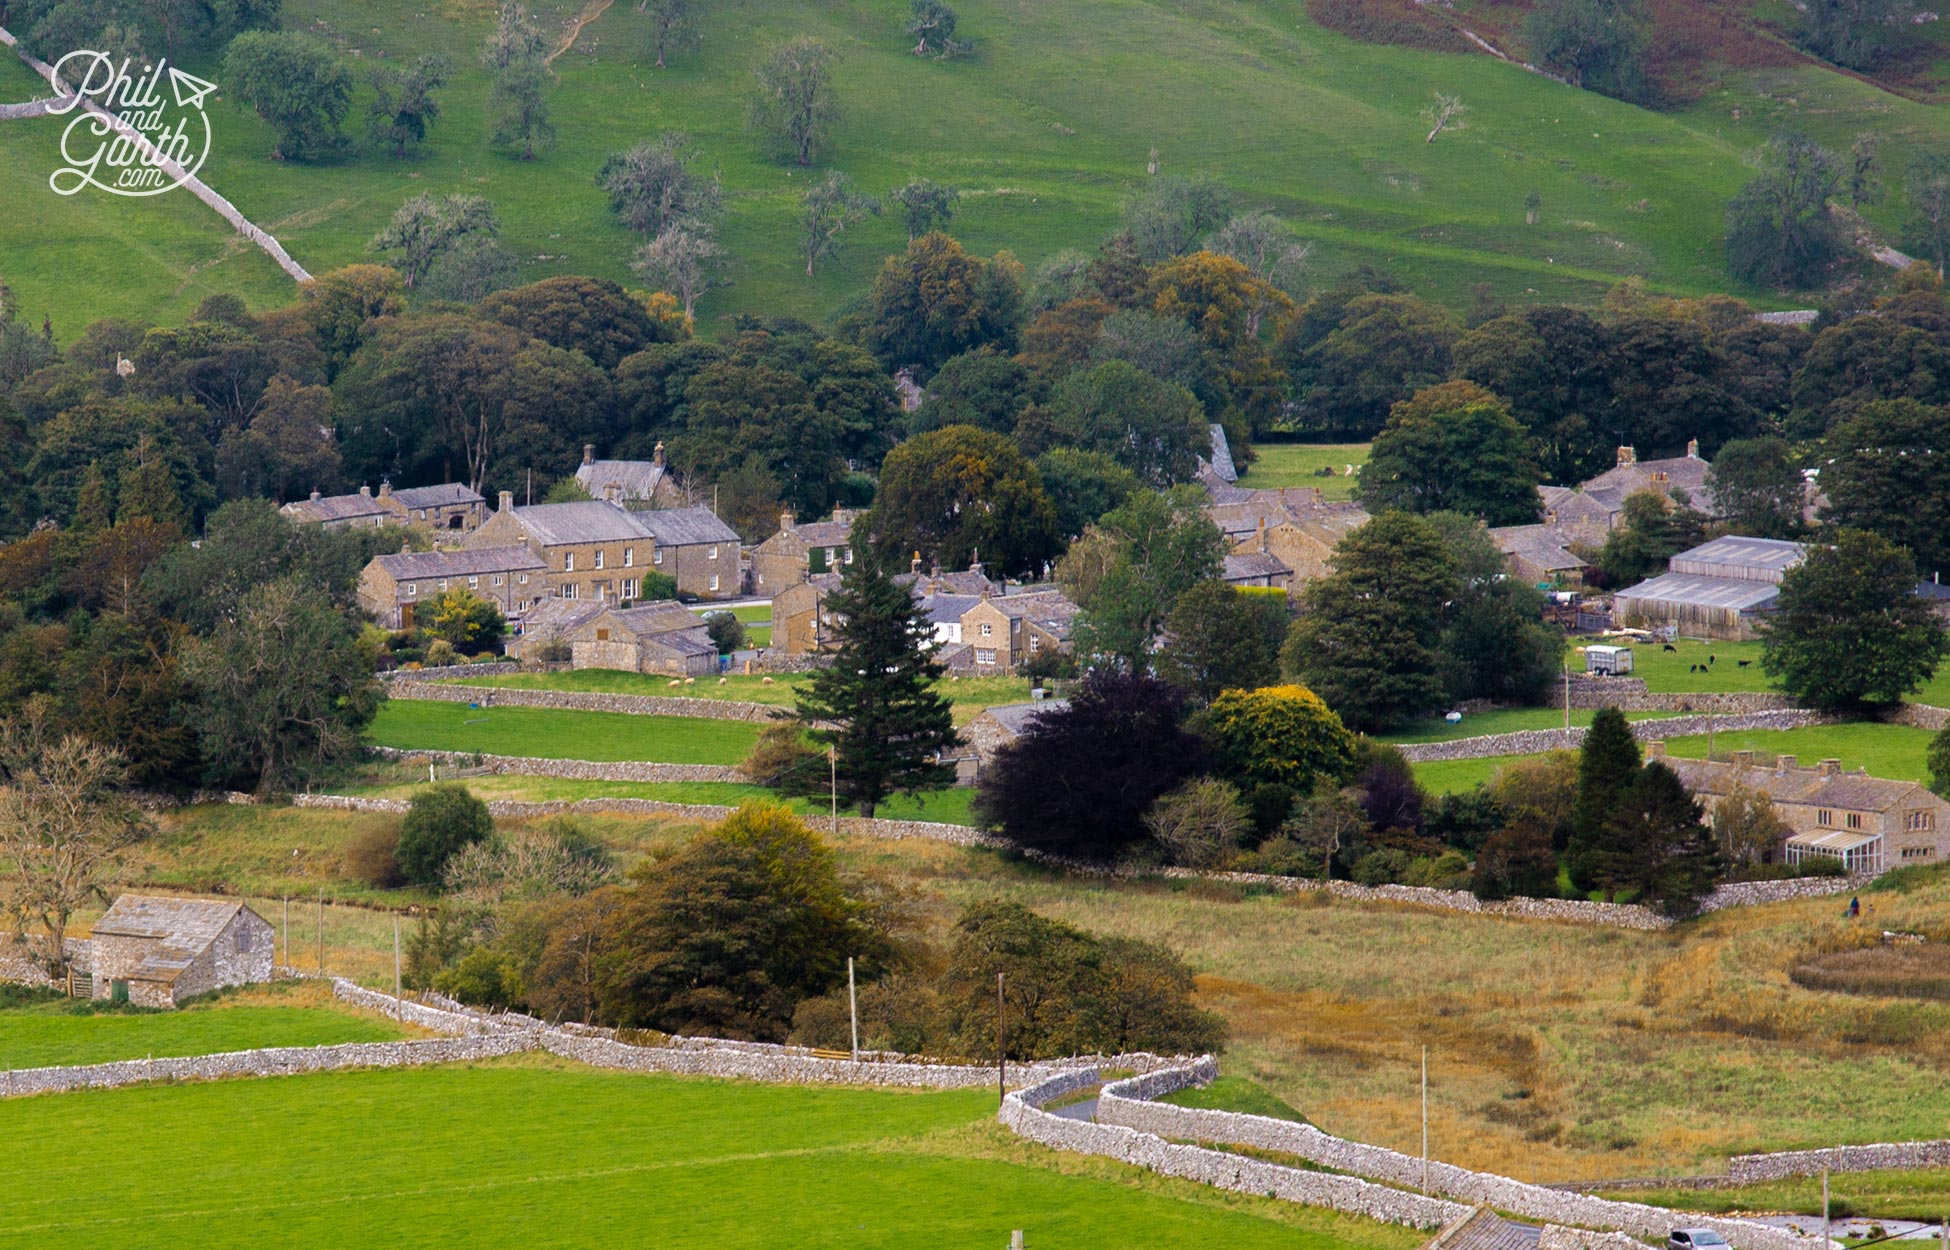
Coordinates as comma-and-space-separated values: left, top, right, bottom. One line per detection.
1658, 722, 1938, 786
0, 984, 409, 1070
0, 1061, 1414, 1250
1234, 444, 1370, 498
366, 699, 760, 763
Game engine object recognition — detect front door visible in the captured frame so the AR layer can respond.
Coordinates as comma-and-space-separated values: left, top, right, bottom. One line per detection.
110, 979, 128, 1004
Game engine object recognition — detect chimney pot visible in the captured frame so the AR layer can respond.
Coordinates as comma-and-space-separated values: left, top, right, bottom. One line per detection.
652, 440, 666, 468
1779, 754, 1797, 774
583, 444, 595, 466
1733, 749, 1755, 766
379, 479, 391, 498
1686, 438, 1700, 460
499, 490, 515, 513
604, 482, 621, 505
1818, 758, 1843, 777
310, 489, 321, 503
1647, 740, 1667, 758
780, 509, 795, 533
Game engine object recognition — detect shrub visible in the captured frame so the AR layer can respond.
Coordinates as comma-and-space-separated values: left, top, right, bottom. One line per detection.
397, 783, 494, 886
1351, 848, 1414, 886
1471, 823, 1561, 901
344, 823, 405, 888
1402, 851, 1471, 890
1142, 777, 1250, 868
434, 945, 522, 1008
1244, 833, 1324, 879
424, 639, 459, 667
1245, 782, 1296, 836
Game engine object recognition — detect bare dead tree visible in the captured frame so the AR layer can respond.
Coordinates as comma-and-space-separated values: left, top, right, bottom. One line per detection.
1422, 92, 1469, 144
0, 698, 152, 974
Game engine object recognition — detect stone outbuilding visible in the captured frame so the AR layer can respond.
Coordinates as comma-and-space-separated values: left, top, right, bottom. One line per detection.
947, 698, 1069, 784
565, 602, 719, 676
84, 896, 274, 1008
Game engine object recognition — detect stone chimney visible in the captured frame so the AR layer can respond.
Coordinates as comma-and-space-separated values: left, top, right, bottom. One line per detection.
499, 490, 515, 513
309, 488, 321, 503
1733, 749, 1755, 767
652, 440, 666, 468
1817, 758, 1843, 777
1616, 445, 1637, 468
1646, 740, 1667, 759
1256, 516, 1268, 554
604, 481, 622, 506
378, 479, 392, 499
969, 548, 983, 578
583, 444, 596, 466
1686, 438, 1700, 460
358, 484, 372, 498
911, 550, 923, 575
1776, 754, 1797, 774
780, 508, 796, 533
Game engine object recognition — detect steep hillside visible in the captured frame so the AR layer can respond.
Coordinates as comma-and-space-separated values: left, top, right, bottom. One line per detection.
0, 0, 1943, 335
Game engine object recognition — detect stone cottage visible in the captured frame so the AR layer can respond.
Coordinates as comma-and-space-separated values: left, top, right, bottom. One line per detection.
947, 698, 1069, 784
749, 508, 860, 595
84, 896, 274, 1008
357, 545, 547, 630
564, 602, 719, 676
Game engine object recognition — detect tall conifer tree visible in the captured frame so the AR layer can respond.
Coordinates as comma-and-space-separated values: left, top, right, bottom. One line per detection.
1568, 706, 1641, 892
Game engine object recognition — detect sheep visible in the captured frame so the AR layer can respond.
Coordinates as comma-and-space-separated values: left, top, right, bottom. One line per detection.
761, 676, 775, 685
668, 679, 681, 688
718, 677, 727, 685
684, 677, 696, 685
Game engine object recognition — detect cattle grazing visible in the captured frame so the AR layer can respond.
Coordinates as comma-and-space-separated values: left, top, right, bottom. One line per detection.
1662, 643, 1677, 652
1738, 659, 1753, 668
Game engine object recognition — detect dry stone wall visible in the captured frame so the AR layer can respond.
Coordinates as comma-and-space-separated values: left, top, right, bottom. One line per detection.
1150, 867, 1672, 930
1537, 1227, 1654, 1250
1001, 1064, 1468, 1230
390, 682, 780, 722
1891, 704, 1950, 732
364, 747, 743, 783
1397, 710, 1831, 764
382, 662, 522, 682
1093, 1062, 1822, 1250
1567, 675, 1803, 715
0, 1034, 533, 1098
1728, 1139, 1950, 1183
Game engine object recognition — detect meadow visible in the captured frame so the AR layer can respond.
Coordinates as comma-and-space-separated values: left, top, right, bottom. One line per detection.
444, 668, 1049, 724
364, 698, 761, 763
342, 772, 984, 826
1233, 443, 1370, 499
113, 797, 1950, 1188
0, 1059, 1414, 1250
9, 0, 1932, 336
0, 981, 410, 1071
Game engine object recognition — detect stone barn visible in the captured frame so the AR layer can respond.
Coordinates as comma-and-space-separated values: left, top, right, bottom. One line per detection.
86, 896, 275, 1008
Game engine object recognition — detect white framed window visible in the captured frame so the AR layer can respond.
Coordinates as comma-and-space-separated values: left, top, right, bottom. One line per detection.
492, 575, 504, 587
844, 548, 854, 564
438, 579, 449, 591
595, 550, 606, 570
708, 545, 719, 559
562, 584, 578, 600
625, 547, 634, 567
621, 579, 636, 600
405, 583, 417, 596
709, 575, 720, 591
975, 649, 996, 666
980, 623, 993, 637
654, 549, 664, 565
565, 552, 575, 572
467, 576, 479, 589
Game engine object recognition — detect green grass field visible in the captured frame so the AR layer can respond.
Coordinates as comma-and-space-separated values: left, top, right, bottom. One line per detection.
1571, 638, 1773, 694
0, 1060, 1413, 1250
343, 773, 984, 826
0, 985, 408, 1071
1158, 1076, 1310, 1124
10, 0, 1938, 336
695, 602, 773, 647
1379, 707, 1680, 745
366, 698, 761, 763
444, 669, 1047, 724
1658, 722, 1939, 786
1234, 444, 1370, 499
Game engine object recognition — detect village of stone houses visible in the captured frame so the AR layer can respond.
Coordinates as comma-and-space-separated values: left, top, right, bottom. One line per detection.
23, 2, 1950, 1248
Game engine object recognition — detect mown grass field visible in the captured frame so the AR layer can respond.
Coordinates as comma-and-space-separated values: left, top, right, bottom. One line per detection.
0, 981, 410, 1071
0, 1059, 1415, 1250
10, 0, 1935, 337
1659, 722, 1939, 786
445, 668, 1048, 724
365, 698, 761, 763
1233, 443, 1370, 499
1570, 638, 1773, 695
1379, 707, 1680, 745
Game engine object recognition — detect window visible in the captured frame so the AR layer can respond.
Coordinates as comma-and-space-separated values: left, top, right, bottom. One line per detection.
709, 574, 720, 592
565, 552, 575, 572
654, 549, 664, 565
975, 649, 996, 666
980, 623, 993, 637
467, 576, 479, 589
518, 573, 529, 585
405, 583, 417, 596
438, 579, 449, 591
1846, 812, 1864, 830
1903, 846, 1937, 860
1818, 809, 1833, 827
1907, 810, 1937, 832
595, 550, 606, 570
621, 579, 636, 600
844, 548, 854, 564
562, 584, 578, 600
1029, 637, 1041, 654
596, 628, 610, 641
709, 545, 719, 559
236, 927, 251, 953
625, 547, 634, 567
492, 575, 504, 587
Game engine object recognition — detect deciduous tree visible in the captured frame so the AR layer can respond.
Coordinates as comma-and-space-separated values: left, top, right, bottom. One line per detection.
889, 178, 960, 239
862, 425, 1061, 578
224, 31, 353, 161
1200, 684, 1356, 795
397, 783, 494, 887
1155, 580, 1278, 703
596, 133, 722, 237
1761, 528, 1949, 712
640, 0, 700, 69
799, 172, 879, 276
1357, 382, 1541, 524
1726, 134, 1842, 289
1523, 0, 1649, 101
748, 37, 840, 166
367, 54, 449, 158
1708, 437, 1806, 540
861, 233, 1022, 378
368, 194, 502, 290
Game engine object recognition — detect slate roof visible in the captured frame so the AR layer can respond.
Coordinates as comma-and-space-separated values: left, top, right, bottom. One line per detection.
1203, 423, 1238, 483
920, 593, 981, 626
634, 506, 740, 547
575, 459, 667, 500
919, 569, 1003, 597
983, 590, 1081, 639
372, 546, 545, 582
1489, 524, 1588, 573
771, 521, 853, 549
282, 491, 389, 524
1663, 757, 1929, 814
92, 896, 262, 985
1223, 552, 1290, 582
1580, 454, 1715, 514
606, 602, 711, 637
506, 501, 654, 546
390, 483, 482, 509
516, 598, 606, 634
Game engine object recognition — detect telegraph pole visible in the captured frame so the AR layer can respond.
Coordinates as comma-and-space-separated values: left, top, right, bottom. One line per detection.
829, 744, 839, 837
316, 888, 324, 976
393, 913, 403, 1018
847, 956, 859, 1061
1421, 1046, 1429, 1194
996, 972, 1007, 1106
281, 895, 288, 970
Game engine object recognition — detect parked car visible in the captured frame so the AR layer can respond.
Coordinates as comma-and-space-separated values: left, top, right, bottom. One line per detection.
1668, 1231, 1730, 1250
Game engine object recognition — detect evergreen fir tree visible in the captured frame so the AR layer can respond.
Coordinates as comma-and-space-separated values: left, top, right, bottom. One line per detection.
73, 463, 114, 534
792, 541, 958, 816
1567, 706, 1640, 892
116, 435, 189, 532
1596, 760, 1719, 916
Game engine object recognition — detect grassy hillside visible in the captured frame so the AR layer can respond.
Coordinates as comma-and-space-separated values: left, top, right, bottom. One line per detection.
0, 1060, 1416, 1250
7, 0, 1945, 336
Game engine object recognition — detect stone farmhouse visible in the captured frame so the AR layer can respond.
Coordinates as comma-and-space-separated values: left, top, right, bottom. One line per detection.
1204, 490, 1369, 602
83, 895, 273, 1008
1655, 744, 1950, 876
465, 495, 740, 603
749, 508, 861, 595
1222, 551, 1292, 592
770, 573, 844, 655
282, 481, 487, 534
771, 575, 1079, 671
947, 698, 1069, 784
573, 443, 688, 509
955, 590, 1080, 671
561, 601, 719, 676
358, 545, 547, 630
1614, 535, 1805, 641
